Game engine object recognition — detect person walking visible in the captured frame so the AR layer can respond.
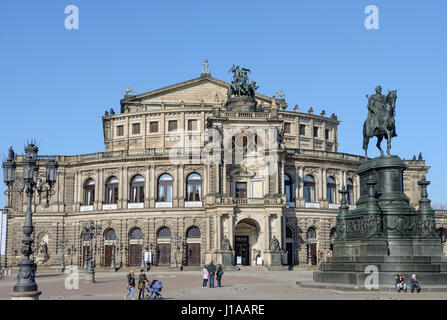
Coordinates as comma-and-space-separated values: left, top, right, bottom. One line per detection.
207, 261, 216, 288
410, 274, 421, 293
216, 264, 224, 288
202, 265, 209, 288
124, 269, 136, 300
138, 269, 148, 300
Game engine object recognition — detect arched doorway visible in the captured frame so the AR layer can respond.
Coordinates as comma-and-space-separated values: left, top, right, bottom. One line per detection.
306, 227, 317, 266
129, 228, 143, 267
185, 226, 201, 266
104, 228, 116, 268
234, 218, 261, 266
157, 227, 171, 266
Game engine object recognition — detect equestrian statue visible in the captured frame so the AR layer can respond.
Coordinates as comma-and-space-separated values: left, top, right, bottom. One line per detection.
363, 85, 398, 158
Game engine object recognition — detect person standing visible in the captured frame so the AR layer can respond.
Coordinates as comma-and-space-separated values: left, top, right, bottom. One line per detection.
138, 269, 148, 300
216, 264, 224, 288
144, 248, 152, 272
202, 265, 209, 288
125, 269, 136, 300
207, 261, 216, 288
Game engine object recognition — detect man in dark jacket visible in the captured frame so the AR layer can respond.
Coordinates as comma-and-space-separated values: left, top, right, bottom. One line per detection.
207, 261, 216, 288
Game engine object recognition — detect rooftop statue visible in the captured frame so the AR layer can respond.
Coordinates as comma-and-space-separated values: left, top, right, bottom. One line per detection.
227, 65, 259, 99
363, 85, 397, 158
124, 87, 135, 96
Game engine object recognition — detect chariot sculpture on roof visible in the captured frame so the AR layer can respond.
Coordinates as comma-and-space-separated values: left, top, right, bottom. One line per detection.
227, 65, 259, 99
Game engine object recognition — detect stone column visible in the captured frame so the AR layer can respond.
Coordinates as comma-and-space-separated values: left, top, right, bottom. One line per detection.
173, 165, 179, 207
150, 165, 155, 207
119, 167, 124, 209
264, 214, 270, 250
298, 167, 304, 199
216, 214, 222, 251
322, 121, 327, 151
145, 166, 150, 208
178, 165, 184, 207
229, 213, 235, 250
74, 171, 78, 209
98, 169, 104, 207
123, 167, 129, 209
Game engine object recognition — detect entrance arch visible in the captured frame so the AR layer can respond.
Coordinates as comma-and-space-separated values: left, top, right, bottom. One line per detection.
234, 218, 262, 266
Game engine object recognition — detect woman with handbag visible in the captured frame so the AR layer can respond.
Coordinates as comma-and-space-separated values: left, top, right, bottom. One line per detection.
138, 269, 148, 300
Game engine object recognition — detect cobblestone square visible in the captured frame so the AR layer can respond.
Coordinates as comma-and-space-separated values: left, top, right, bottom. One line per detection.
1, 270, 446, 300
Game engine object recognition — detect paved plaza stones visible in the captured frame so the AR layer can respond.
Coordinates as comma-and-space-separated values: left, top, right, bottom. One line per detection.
1, 270, 446, 300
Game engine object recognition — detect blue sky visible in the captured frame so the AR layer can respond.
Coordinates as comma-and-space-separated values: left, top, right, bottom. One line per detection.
0, 0, 446, 207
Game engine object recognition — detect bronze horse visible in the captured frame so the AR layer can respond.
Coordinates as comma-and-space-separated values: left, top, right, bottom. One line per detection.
363, 90, 397, 158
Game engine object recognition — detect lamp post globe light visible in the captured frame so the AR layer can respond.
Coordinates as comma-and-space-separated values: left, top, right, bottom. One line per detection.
2, 143, 58, 300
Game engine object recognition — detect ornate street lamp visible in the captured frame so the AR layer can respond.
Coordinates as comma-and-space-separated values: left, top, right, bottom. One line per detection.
58, 234, 69, 272
2, 144, 58, 300
173, 232, 182, 268
82, 220, 101, 283
111, 237, 118, 270
141, 232, 145, 269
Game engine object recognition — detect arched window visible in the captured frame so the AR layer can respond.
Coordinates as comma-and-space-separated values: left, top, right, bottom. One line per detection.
286, 227, 293, 239
83, 178, 95, 206
186, 173, 202, 202
104, 229, 116, 240
347, 179, 354, 205
157, 227, 171, 239
158, 174, 173, 202
307, 227, 317, 240
105, 176, 119, 204
285, 174, 293, 202
130, 175, 145, 203
129, 228, 143, 240
186, 226, 201, 238
304, 175, 315, 203
327, 176, 336, 204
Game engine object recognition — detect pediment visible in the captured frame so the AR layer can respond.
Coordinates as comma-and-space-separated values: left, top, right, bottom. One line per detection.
122, 76, 272, 106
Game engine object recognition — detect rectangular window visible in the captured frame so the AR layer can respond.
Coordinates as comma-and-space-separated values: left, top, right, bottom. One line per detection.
132, 123, 140, 135
188, 119, 198, 131
117, 125, 124, 137
313, 126, 319, 138
149, 121, 158, 133
235, 182, 247, 198
168, 120, 177, 132
299, 124, 306, 135
284, 123, 291, 134
325, 129, 329, 140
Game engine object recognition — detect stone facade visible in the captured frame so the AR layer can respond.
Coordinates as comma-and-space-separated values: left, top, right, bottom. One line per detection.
2, 72, 441, 270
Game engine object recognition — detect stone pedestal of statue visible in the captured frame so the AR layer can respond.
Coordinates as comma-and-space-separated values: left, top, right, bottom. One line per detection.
10, 291, 41, 300
314, 155, 447, 286
220, 251, 234, 267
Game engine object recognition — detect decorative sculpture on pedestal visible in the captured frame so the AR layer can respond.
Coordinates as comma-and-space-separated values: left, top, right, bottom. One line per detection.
363, 86, 398, 158
225, 65, 259, 112
313, 87, 447, 287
